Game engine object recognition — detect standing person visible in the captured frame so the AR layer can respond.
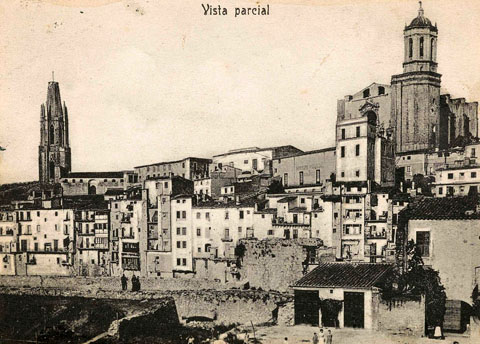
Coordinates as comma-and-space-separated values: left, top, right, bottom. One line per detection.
121, 273, 127, 291
131, 274, 137, 292
318, 328, 325, 344
136, 276, 141, 291
312, 332, 319, 344
325, 330, 333, 344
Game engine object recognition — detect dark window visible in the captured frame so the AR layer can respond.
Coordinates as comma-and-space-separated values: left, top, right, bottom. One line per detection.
299, 171, 304, 186
355, 144, 360, 156
283, 173, 289, 187
341, 146, 345, 158
419, 37, 424, 57
341, 129, 346, 139
378, 86, 385, 95
239, 210, 244, 219
448, 173, 454, 179
356, 126, 360, 137
409, 38, 413, 58
363, 89, 370, 98
416, 231, 430, 257
472, 172, 477, 178
49, 125, 55, 145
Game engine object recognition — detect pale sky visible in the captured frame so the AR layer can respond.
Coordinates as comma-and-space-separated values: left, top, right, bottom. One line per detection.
1, 0, 479, 183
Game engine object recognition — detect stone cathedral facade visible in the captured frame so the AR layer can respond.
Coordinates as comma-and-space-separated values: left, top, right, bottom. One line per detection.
38, 81, 71, 184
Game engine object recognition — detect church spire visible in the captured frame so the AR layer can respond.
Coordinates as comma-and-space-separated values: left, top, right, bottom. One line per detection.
39, 77, 71, 184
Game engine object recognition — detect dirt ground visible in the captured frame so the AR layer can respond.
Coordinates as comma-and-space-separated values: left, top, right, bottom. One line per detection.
248, 325, 476, 344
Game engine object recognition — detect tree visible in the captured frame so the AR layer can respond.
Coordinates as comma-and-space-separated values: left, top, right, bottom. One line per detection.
381, 240, 446, 329
267, 179, 285, 194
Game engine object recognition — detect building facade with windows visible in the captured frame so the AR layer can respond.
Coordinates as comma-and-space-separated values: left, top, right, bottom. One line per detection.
335, 104, 395, 187
15, 208, 75, 276
403, 197, 480, 302
109, 195, 147, 277
212, 146, 303, 174
75, 209, 110, 276
272, 148, 336, 190
0, 210, 18, 275
134, 157, 211, 182
434, 166, 480, 197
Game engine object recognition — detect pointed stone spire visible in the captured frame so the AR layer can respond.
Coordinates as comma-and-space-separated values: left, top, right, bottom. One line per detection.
46, 80, 63, 119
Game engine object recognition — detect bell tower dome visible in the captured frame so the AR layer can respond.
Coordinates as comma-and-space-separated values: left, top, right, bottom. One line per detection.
403, 1, 438, 73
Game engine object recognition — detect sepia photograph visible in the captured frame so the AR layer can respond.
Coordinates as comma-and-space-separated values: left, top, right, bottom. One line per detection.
0, 0, 480, 343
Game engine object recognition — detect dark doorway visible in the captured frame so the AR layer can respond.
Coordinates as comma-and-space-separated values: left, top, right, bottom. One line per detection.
88, 185, 96, 195
294, 290, 319, 325
343, 292, 364, 328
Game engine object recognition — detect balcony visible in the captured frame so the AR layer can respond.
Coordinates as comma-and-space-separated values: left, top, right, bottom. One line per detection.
272, 220, 311, 230
95, 229, 109, 236
221, 236, 233, 242
27, 248, 70, 253
365, 231, 387, 239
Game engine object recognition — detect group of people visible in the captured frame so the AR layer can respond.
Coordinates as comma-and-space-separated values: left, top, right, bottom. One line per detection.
312, 328, 333, 344
121, 273, 141, 292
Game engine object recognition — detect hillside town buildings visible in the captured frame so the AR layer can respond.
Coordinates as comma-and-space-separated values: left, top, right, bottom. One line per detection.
1, 2, 480, 337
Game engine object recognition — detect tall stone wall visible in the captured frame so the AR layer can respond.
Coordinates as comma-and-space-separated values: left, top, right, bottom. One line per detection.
238, 238, 331, 293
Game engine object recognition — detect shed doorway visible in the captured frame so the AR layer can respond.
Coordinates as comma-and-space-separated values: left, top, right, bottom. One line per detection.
294, 290, 319, 325
344, 292, 364, 328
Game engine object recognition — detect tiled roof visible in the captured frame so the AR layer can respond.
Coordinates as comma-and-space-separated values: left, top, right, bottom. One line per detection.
278, 196, 297, 203
134, 157, 212, 169
405, 196, 480, 220
104, 188, 124, 196
289, 207, 308, 213
293, 262, 392, 289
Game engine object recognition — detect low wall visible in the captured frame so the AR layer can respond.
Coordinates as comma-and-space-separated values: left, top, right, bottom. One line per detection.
375, 295, 425, 336
0, 275, 229, 292
174, 290, 292, 325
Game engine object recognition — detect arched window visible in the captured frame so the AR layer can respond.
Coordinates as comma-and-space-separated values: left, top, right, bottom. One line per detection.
420, 37, 424, 58
431, 38, 435, 60
49, 161, 55, 179
409, 38, 413, 58
49, 125, 54, 145
88, 185, 97, 195
363, 89, 370, 98
464, 114, 470, 137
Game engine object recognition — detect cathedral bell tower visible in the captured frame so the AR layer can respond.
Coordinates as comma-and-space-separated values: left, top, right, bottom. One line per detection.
391, 2, 443, 153
39, 76, 71, 184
